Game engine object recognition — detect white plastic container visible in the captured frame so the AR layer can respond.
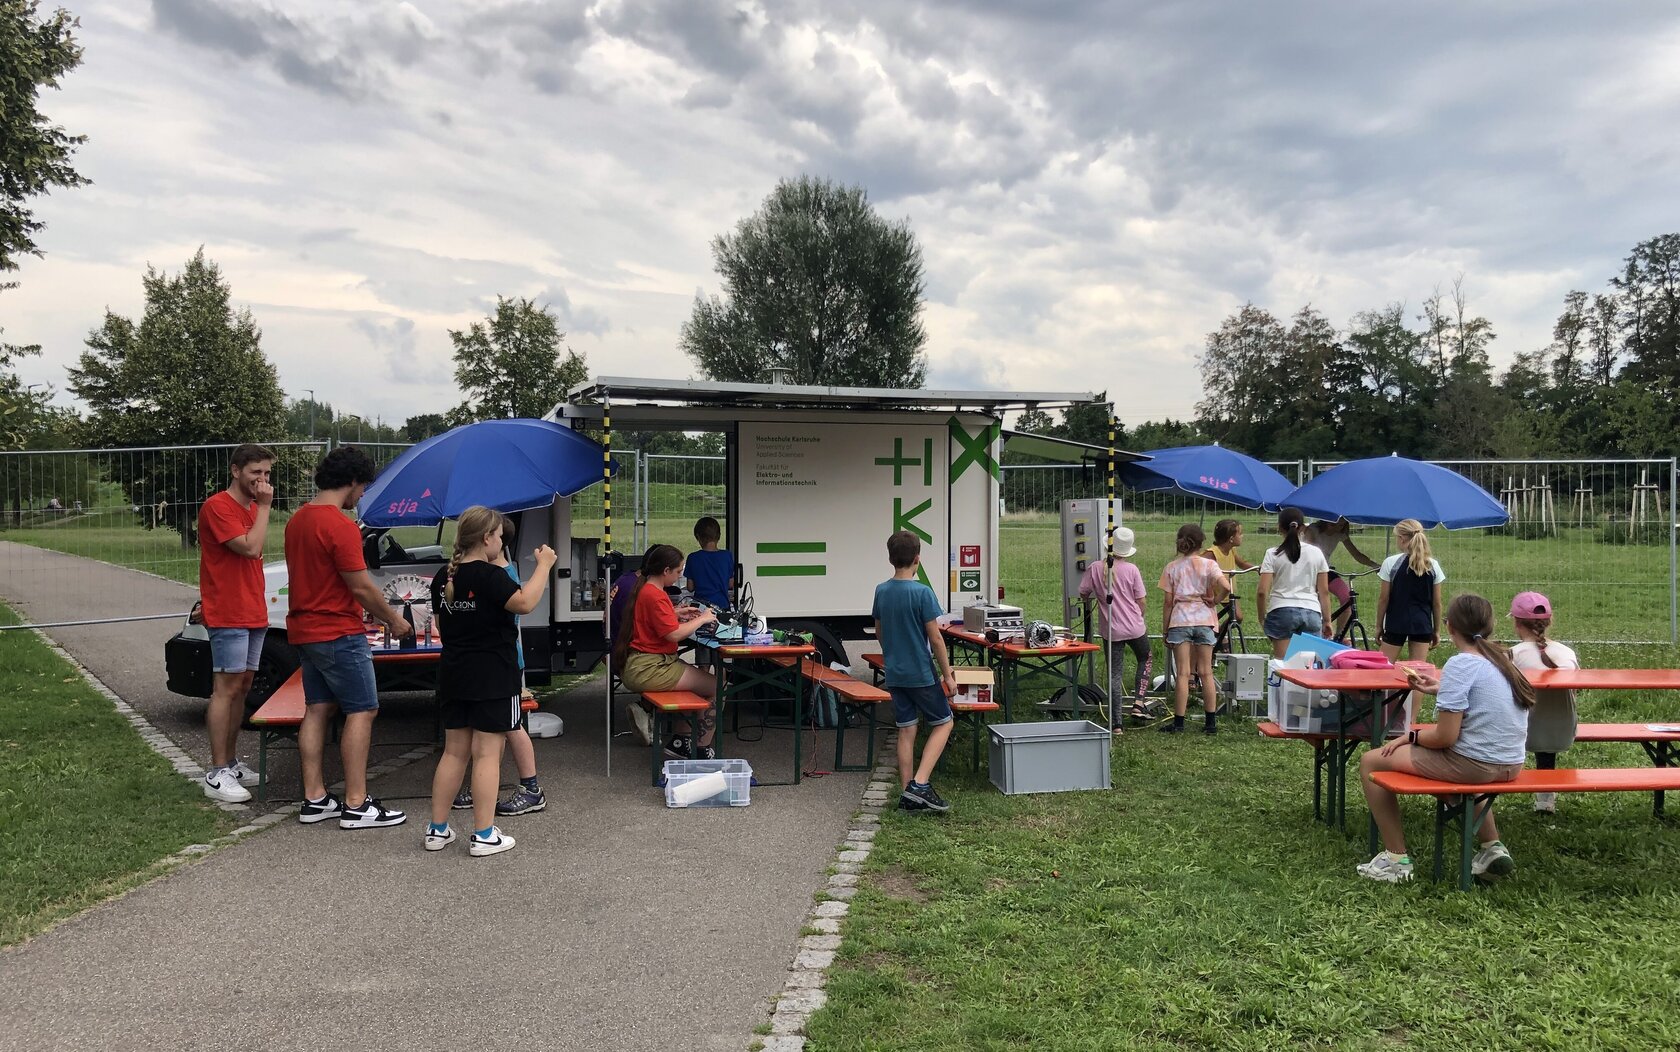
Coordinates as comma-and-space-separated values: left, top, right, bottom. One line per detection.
1267, 655, 1342, 733
662, 758, 753, 808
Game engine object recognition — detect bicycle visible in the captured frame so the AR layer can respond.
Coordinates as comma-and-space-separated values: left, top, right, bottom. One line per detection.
1329, 566, 1380, 650
1212, 566, 1259, 657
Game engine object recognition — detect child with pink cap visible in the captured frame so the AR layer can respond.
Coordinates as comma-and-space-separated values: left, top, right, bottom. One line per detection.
1508, 591, 1579, 814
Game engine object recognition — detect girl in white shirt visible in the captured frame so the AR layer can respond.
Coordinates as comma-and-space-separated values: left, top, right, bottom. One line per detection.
1509, 590, 1579, 815
1257, 507, 1332, 658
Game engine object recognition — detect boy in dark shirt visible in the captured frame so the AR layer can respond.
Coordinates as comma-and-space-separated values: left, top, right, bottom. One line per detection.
685, 516, 734, 609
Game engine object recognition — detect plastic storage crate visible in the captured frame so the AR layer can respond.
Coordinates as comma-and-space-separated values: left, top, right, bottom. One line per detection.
988, 721, 1112, 795
662, 758, 753, 808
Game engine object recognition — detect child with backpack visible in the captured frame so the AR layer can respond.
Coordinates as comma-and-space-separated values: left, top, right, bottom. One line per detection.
1374, 518, 1445, 662
1508, 591, 1579, 814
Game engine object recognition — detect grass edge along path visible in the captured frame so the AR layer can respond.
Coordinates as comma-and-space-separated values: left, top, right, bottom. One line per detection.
0, 602, 234, 948
805, 657, 1680, 1052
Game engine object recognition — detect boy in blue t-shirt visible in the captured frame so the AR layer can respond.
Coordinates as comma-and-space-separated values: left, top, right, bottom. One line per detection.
871, 530, 958, 813
685, 516, 734, 609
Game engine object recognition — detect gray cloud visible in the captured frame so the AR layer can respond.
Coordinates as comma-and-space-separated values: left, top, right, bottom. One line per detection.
533, 286, 612, 339
151, 0, 370, 98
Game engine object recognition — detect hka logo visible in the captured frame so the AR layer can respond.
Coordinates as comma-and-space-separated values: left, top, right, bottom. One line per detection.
386, 488, 432, 517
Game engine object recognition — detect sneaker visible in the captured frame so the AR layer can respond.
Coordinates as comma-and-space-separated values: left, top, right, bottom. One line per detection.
1533, 792, 1557, 814
298, 793, 343, 824
1356, 852, 1413, 883
900, 782, 950, 813
694, 744, 718, 762
468, 826, 516, 857
451, 788, 473, 810
496, 786, 547, 816
628, 704, 654, 746
1157, 721, 1184, 734
897, 794, 930, 812
664, 735, 692, 759
338, 796, 407, 830
229, 760, 260, 787
1471, 841, 1515, 881
424, 826, 456, 852
202, 767, 252, 804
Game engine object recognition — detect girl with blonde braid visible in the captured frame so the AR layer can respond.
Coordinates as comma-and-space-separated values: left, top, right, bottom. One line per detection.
425, 507, 555, 857
1374, 518, 1446, 661
1509, 591, 1579, 814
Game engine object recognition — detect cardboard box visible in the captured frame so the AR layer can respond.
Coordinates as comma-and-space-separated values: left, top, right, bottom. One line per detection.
952, 667, 994, 705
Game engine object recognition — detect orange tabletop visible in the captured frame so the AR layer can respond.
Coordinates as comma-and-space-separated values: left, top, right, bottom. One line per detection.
1275, 667, 1411, 691
713, 643, 815, 659
940, 626, 993, 647
1525, 668, 1680, 691
992, 639, 1103, 658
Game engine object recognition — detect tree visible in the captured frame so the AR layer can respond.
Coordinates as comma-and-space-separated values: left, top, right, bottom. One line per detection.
2, 2, 87, 361
67, 248, 286, 544
1196, 304, 1288, 456
1129, 418, 1206, 451
1549, 290, 1588, 390
448, 296, 586, 422
403, 413, 448, 441
681, 175, 929, 388
1613, 233, 1680, 390
1586, 293, 1620, 387
1332, 304, 1434, 458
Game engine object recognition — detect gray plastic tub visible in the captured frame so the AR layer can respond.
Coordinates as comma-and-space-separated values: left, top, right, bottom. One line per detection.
988, 720, 1113, 795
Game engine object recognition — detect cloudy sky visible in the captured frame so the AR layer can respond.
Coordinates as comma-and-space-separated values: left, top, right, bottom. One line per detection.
7, 0, 1680, 429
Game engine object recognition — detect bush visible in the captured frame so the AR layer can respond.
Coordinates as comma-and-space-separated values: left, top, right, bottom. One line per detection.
1598, 518, 1673, 546
1486, 520, 1558, 541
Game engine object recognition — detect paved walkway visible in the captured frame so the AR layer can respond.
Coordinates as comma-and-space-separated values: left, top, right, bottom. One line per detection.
0, 543, 868, 1050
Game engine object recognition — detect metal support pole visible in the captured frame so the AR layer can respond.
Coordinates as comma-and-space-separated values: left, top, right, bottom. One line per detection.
603, 388, 614, 778
1671, 458, 1676, 644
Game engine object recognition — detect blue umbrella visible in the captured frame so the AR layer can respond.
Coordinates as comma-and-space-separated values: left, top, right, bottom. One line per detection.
1116, 445, 1296, 511
358, 418, 614, 526
1280, 455, 1508, 529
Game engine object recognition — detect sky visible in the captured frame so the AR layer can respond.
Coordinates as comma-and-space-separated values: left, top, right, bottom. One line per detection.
6, 0, 1680, 430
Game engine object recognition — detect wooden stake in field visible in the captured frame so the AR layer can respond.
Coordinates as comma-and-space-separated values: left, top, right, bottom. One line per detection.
1630, 470, 1659, 539
1573, 478, 1595, 528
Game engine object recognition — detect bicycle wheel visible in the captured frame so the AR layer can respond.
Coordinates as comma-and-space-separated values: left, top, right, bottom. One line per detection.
1229, 620, 1247, 655
1348, 619, 1369, 651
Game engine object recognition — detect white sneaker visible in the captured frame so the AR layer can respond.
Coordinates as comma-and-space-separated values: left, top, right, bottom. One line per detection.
202, 767, 252, 804
468, 826, 515, 857
628, 704, 654, 746
338, 796, 407, 829
1356, 852, 1413, 883
1533, 792, 1556, 814
229, 759, 260, 787
424, 826, 456, 852
1471, 841, 1515, 881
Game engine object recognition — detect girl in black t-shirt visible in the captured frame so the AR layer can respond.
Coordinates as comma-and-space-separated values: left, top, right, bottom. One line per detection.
424, 506, 555, 858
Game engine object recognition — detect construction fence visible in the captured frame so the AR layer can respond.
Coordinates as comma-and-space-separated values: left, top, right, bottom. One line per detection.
0, 443, 1674, 644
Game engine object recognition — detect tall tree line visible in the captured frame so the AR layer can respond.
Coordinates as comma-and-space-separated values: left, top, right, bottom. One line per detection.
1192, 234, 1680, 460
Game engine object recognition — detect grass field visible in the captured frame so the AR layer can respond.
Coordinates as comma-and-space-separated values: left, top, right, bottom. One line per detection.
806, 641, 1680, 1051
0, 602, 234, 947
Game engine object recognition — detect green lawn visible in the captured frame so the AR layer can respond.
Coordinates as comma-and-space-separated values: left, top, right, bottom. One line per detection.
808, 642, 1680, 1051
0, 603, 234, 946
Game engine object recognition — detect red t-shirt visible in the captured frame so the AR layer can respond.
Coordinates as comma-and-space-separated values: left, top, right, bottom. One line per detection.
197, 490, 267, 628
631, 583, 679, 655
284, 503, 367, 644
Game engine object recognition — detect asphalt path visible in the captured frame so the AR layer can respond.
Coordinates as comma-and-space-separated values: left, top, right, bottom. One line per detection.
0, 542, 869, 1050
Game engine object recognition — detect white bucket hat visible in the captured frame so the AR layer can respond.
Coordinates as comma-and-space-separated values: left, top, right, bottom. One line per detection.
1108, 525, 1137, 558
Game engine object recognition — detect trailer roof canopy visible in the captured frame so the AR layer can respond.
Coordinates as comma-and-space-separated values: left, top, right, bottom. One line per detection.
1002, 430, 1151, 465
566, 376, 1098, 413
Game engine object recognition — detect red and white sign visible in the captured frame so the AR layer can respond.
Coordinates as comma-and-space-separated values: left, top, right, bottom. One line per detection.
959, 544, 981, 568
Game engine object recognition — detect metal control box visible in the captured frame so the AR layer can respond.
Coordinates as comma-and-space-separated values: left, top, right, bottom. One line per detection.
963, 603, 1024, 633
1059, 498, 1124, 600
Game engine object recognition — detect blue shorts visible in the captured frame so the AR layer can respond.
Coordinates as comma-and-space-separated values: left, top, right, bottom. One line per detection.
208, 626, 267, 674
298, 633, 379, 715
1165, 625, 1216, 647
1264, 606, 1321, 641
889, 683, 954, 729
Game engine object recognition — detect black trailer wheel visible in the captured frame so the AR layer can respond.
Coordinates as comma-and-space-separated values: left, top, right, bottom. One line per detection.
243, 633, 300, 723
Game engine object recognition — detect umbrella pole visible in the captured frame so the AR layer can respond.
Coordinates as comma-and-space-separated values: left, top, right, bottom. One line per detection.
603, 387, 613, 780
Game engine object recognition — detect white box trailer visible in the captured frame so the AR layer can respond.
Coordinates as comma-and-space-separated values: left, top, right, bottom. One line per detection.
166, 377, 1121, 709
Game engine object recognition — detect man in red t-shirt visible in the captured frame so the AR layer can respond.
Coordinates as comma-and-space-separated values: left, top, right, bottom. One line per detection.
284, 446, 412, 830
196, 443, 276, 804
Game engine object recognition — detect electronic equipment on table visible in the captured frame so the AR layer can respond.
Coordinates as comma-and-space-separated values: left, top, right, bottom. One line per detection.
963, 602, 1024, 633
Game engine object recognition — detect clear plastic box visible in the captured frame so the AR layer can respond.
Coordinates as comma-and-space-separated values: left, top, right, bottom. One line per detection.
662, 758, 753, 808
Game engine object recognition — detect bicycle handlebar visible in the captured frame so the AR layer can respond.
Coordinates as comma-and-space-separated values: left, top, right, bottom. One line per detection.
1338, 566, 1381, 579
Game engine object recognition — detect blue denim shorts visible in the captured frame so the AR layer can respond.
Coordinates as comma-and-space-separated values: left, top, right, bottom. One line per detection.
889, 682, 954, 729
298, 633, 379, 714
208, 626, 267, 674
1264, 606, 1321, 641
1165, 625, 1216, 647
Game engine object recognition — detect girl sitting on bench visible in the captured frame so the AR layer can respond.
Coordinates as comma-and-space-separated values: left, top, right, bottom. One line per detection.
1509, 591, 1579, 815
614, 544, 718, 760
1357, 592, 1537, 884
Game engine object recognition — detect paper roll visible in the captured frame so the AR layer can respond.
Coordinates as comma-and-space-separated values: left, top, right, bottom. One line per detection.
670, 770, 728, 806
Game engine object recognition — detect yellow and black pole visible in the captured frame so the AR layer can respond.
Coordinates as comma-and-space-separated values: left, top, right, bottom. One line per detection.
602, 386, 614, 778
1105, 404, 1117, 730
1106, 405, 1116, 563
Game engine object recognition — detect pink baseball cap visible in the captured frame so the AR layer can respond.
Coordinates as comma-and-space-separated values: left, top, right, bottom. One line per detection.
1510, 591, 1552, 621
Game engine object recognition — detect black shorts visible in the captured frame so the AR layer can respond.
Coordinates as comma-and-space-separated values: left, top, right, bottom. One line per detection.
1380, 631, 1433, 646
442, 694, 522, 734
